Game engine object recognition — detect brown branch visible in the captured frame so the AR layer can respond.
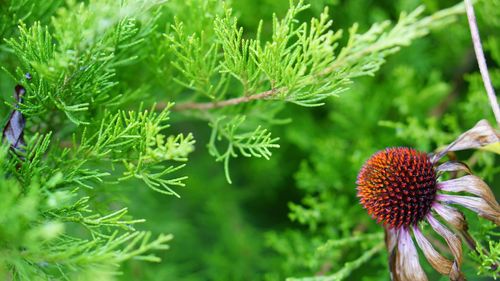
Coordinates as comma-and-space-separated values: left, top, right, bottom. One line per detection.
464, 0, 500, 126
169, 88, 282, 111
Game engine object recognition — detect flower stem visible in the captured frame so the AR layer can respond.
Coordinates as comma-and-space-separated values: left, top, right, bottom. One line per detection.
464, 0, 500, 126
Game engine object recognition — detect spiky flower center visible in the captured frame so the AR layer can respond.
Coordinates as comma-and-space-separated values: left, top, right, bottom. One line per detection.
356, 147, 437, 228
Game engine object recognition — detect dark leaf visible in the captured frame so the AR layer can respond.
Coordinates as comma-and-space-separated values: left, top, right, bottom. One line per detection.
2, 84, 27, 151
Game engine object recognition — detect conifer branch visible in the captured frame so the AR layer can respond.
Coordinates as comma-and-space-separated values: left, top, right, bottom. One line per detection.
464, 0, 500, 126
172, 88, 281, 111
166, 2, 465, 112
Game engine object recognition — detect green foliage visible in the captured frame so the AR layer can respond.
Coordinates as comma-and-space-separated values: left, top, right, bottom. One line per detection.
208, 115, 280, 183
0, 0, 499, 280
4, 0, 162, 124
1, 0, 194, 279
470, 238, 500, 279
0, 0, 63, 44
162, 0, 465, 180
0, 142, 174, 280
468, 220, 500, 280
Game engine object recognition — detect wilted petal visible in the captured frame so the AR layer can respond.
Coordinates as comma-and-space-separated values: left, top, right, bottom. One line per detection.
432, 119, 499, 163
427, 214, 463, 267
385, 228, 399, 281
435, 161, 471, 175
412, 225, 452, 275
394, 228, 428, 281
433, 203, 467, 232
433, 203, 477, 250
437, 194, 500, 225
438, 175, 499, 211
386, 228, 398, 251
450, 261, 465, 281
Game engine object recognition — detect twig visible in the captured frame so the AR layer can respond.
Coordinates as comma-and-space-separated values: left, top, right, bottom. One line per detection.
171, 88, 281, 111
464, 0, 500, 126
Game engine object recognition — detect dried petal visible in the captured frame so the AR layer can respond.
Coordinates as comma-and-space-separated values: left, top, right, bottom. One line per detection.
427, 214, 463, 267
433, 203, 467, 232
436, 194, 500, 225
385, 227, 398, 254
432, 119, 499, 163
412, 225, 453, 275
394, 228, 428, 281
433, 203, 477, 250
435, 161, 471, 175
438, 175, 499, 211
450, 261, 465, 281
385, 228, 399, 281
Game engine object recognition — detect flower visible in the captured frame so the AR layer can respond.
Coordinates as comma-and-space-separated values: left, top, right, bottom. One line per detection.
356, 120, 500, 281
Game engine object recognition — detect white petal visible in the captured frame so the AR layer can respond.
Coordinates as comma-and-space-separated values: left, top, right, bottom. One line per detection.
412, 225, 452, 275
435, 161, 471, 175
438, 175, 499, 210
432, 119, 499, 163
395, 228, 428, 281
426, 214, 463, 267
436, 194, 500, 225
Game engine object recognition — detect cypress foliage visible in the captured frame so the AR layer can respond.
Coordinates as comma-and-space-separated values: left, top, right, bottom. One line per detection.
0, 0, 498, 280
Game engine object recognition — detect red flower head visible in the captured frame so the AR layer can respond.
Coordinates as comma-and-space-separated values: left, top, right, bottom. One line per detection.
356, 120, 500, 281
357, 147, 437, 228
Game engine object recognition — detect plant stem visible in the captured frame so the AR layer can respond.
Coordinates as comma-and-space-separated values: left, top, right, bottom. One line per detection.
171, 88, 280, 111
464, 0, 500, 126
